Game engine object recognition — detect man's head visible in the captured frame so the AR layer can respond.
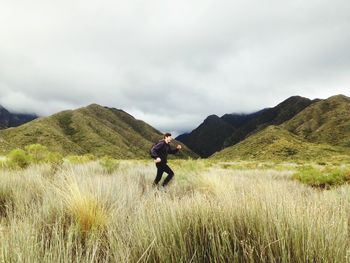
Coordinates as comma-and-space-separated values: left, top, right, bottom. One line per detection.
164, 133, 173, 144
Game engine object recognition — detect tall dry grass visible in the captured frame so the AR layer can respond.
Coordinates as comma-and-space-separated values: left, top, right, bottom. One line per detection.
0, 160, 349, 262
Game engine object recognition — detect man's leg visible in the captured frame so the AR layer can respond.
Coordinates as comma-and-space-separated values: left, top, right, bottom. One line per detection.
162, 164, 174, 187
153, 163, 164, 186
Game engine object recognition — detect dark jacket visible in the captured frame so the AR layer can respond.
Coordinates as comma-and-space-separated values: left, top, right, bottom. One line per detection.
151, 139, 179, 163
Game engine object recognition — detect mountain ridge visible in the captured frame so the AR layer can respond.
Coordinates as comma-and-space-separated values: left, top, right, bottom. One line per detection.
176, 95, 315, 157
0, 105, 37, 129
212, 94, 350, 161
0, 104, 196, 159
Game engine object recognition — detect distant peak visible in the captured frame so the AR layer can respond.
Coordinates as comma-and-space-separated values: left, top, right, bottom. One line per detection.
287, 95, 304, 99
204, 114, 220, 122
86, 103, 103, 108
86, 103, 111, 111
274, 95, 311, 109
327, 94, 350, 101
222, 113, 247, 117
207, 114, 219, 118
281, 95, 310, 103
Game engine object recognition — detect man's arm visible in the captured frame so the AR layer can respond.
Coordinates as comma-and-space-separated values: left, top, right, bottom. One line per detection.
168, 144, 182, 154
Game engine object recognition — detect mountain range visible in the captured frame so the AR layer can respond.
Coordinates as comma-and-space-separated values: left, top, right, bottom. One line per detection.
1, 94, 349, 161
0, 105, 37, 129
0, 104, 196, 159
176, 96, 316, 157
177, 94, 350, 161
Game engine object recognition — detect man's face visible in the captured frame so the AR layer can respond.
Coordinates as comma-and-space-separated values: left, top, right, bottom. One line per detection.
165, 136, 172, 144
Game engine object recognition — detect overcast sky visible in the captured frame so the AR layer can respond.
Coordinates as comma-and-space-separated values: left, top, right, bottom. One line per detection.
0, 0, 350, 136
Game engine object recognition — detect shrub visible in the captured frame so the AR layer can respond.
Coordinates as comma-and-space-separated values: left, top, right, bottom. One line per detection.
67, 154, 96, 164
99, 156, 119, 174
25, 144, 49, 164
46, 152, 64, 166
7, 149, 31, 169
45, 152, 64, 175
292, 166, 350, 188
83, 154, 97, 161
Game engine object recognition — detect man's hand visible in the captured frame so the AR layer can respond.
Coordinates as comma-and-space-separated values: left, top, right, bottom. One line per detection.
155, 157, 161, 163
176, 145, 182, 150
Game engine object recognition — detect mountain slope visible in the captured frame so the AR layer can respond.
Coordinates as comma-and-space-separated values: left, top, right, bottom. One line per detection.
0, 105, 37, 129
212, 94, 350, 161
176, 115, 236, 157
177, 96, 315, 157
0, 104, 196, 159
220, 112, 261, 129
0, 106, 10, 129
223, 96, 316, 147
283, 95, 350, 147
212, 125, 350, 161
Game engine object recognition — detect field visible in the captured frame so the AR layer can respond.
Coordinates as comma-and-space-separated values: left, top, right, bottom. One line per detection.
1, 159, 350, 262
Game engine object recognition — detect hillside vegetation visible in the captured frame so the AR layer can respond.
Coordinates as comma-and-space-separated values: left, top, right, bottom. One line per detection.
283, 95, 350, 147
212, 95, 350, 161
0, 104, 195, 159
212, 126, 350, 162
223, 96, 315, 147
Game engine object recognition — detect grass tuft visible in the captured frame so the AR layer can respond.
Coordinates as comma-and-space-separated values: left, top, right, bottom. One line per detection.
59, 177, 110, 236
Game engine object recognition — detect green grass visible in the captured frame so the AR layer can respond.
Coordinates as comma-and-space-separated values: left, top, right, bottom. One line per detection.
292, 166, 350, 188
99, 156, 119, 174
66, 154, 97, 164
0, 160, 350, 262
212, 125, 350, 162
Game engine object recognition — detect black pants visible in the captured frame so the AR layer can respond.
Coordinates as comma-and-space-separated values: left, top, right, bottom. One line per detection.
154, 163, 174, 187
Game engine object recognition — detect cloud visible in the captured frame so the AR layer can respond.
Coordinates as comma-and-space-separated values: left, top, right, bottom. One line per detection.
0, 0, 350, 133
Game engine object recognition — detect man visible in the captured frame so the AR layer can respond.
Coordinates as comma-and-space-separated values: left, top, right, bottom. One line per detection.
151, 133, 182, 189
